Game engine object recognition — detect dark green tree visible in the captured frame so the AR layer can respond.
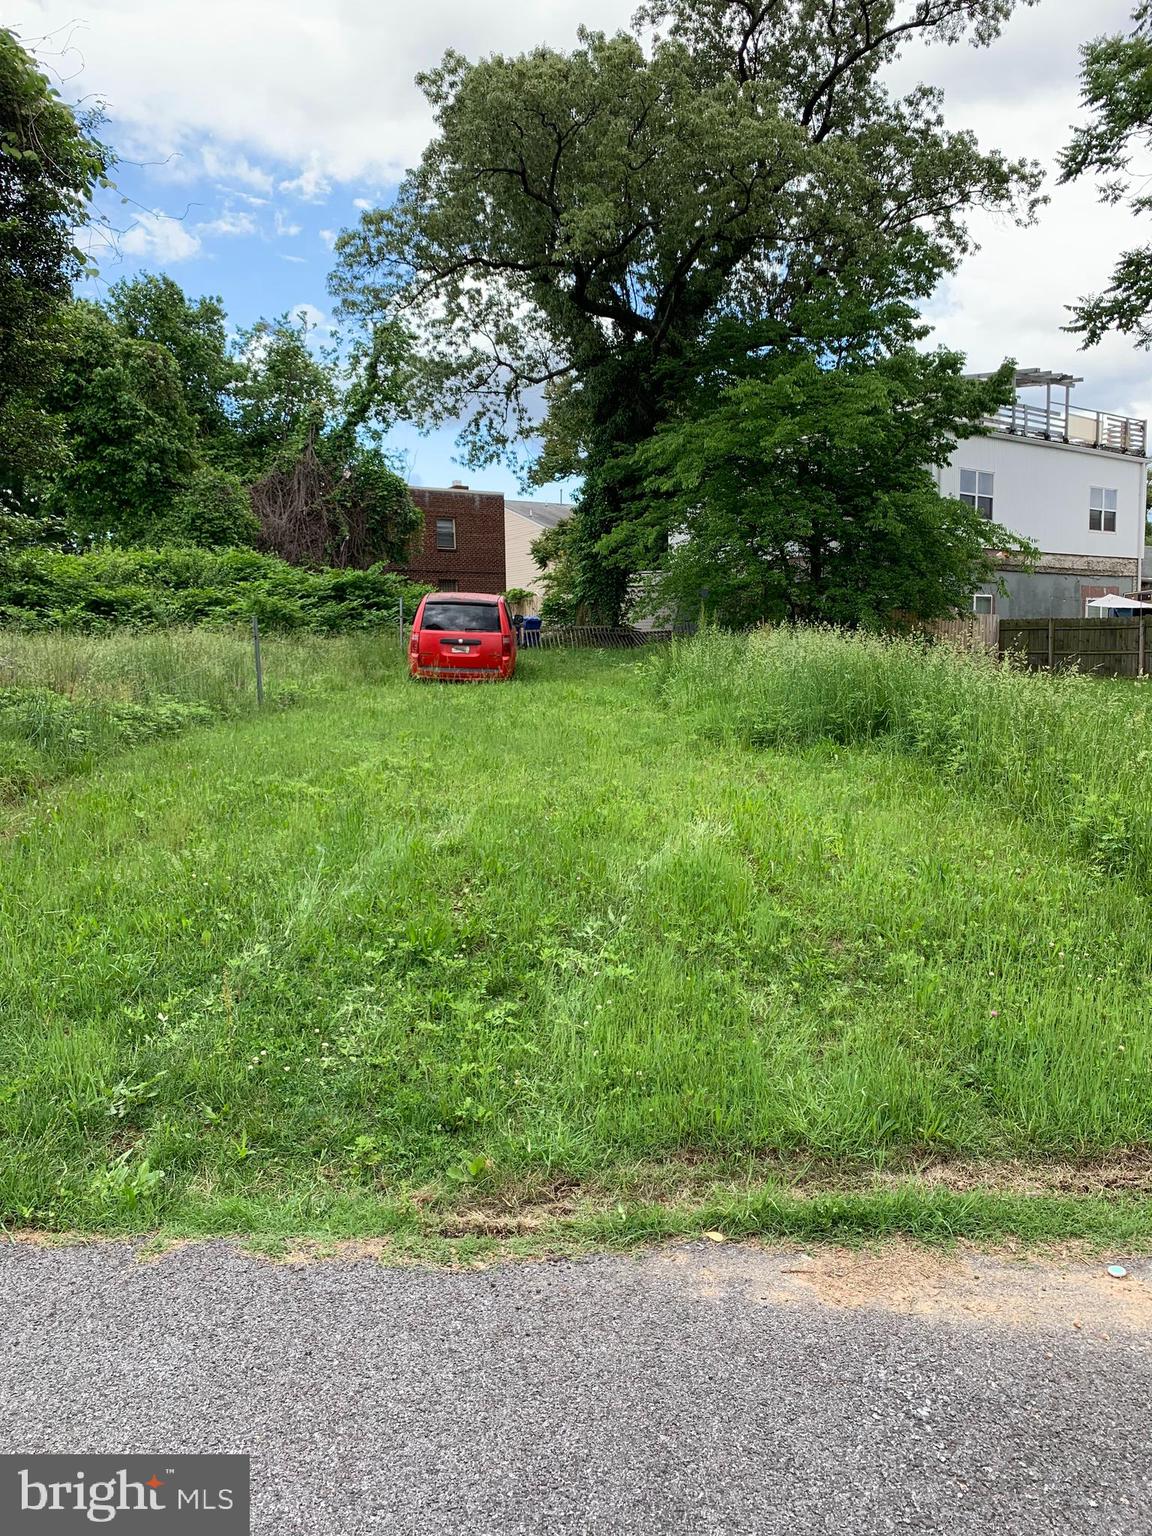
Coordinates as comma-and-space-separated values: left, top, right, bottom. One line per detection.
1060, 4, 1152, 344
332, 0, 1042, 619
0, 28, 112, 498
106, 273, 236, 446
616, 344, 1032, 626
40, 302, 199, 544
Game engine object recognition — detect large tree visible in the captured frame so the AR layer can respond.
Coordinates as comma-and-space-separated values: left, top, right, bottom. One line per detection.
333, 0, 1041, 619
1060, 4, 1152, 345
0, 29, 111, 499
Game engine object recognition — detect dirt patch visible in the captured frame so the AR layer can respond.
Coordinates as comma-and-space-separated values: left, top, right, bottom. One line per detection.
659, 1238, 1152, 1334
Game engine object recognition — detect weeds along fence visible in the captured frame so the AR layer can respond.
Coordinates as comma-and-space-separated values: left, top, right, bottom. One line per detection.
999, 618, 1151, 678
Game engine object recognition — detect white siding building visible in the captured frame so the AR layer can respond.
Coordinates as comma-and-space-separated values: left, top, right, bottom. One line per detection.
938, 371, 1149, 618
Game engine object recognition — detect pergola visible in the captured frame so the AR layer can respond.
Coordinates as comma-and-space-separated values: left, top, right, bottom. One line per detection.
967, 368, 1084, 423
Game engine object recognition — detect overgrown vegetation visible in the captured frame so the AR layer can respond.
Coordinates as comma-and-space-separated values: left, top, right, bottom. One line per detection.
654, 626, 1152, 874
3, 637, 1152, 1237
0, 627, 384, 797
0, 546, 424, 634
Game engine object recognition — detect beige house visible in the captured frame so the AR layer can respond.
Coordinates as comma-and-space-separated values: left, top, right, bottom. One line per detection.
504, 499, 571, 612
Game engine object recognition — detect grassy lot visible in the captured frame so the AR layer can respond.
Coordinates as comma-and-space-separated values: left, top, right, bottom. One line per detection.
2, 630, 1151, 1250
0, 628, 382, 798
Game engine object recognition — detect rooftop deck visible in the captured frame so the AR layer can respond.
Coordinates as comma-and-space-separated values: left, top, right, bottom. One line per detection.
986, 399, 1147, 456
969, 368, 1147, 457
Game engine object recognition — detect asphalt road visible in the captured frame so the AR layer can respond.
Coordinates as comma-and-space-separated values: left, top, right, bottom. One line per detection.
1, 1238, 1150, 1534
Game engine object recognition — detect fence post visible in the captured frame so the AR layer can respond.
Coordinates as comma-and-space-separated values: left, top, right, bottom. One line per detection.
1140, 617, 1147, 679
1047, 616, 1055, 672
399, 592, 405, 649
252, 614, 264, 705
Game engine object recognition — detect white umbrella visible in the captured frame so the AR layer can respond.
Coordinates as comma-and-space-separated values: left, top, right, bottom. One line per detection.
1086, 594, 1152, 612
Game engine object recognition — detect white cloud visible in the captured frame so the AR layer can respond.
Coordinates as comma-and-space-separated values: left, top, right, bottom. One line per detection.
6, 0, 634, 182
279, 162, 331, 201
197, 145, 275, 194
281, 253, 307, 264
274, 210, 302, 239
319, 228, 337, 249
120, 208, 201, 263
197, 209, 258, 238
11, 0, 1152, 416
290, 302, 331, 336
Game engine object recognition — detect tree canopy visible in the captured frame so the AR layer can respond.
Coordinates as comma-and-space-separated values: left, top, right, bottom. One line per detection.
620, 346, 1032, 627
333, 0, 1041, 618
1060, 3, 1152, 345
0, 28, 111, 497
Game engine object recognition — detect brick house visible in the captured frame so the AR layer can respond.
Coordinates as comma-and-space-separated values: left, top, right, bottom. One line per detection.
398, 483, 507, 593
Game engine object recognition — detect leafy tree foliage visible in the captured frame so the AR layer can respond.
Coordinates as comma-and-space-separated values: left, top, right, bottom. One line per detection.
1060, 4, 1152, 345
167, 464, 259, 548
106, 274, 236, 445
619, 347, 1033, 626
227, 314, 338, 480
40, 302, 199, 545
0, 29, 111, 495
0, 545, 425, 632
333, 0, 1041, 618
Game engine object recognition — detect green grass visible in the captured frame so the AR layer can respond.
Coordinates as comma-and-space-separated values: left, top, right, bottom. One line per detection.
0, 627, 385, 797
1, 632, 1151, 1243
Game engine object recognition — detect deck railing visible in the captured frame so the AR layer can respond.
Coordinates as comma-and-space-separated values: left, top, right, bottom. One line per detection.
987, 400, 1147, 456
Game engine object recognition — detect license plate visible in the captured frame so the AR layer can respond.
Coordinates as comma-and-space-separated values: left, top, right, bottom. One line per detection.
451, 645, 471, 654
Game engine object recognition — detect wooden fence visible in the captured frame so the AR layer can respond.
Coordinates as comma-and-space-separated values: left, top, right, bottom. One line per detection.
999, 617, 1150, 677
922, 614, 1000, 650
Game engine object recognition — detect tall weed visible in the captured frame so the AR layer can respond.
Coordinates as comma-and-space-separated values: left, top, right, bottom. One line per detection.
655, 626, 1152, 873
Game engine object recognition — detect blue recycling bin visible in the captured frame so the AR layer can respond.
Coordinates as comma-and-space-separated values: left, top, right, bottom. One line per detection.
522, 615, 542, 648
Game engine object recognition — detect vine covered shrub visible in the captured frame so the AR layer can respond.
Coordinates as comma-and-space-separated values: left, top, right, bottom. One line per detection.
0, 546, 426, 633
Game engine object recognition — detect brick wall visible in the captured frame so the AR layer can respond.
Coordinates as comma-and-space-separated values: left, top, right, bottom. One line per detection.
395, 486, 507, 593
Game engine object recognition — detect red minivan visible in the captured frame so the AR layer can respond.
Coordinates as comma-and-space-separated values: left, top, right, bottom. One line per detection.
408, 592, 517, 681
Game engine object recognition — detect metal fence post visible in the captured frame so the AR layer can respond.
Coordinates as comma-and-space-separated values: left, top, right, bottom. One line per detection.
399, 593, 404, 649
252, 614, 264, 705
1141, 617, 1147, 678
1047, 616, 1055, 672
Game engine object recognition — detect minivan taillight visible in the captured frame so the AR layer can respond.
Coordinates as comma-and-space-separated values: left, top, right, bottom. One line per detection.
502, 634, 511, 657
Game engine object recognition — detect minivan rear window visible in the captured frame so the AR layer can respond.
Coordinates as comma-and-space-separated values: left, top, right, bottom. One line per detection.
421, 601, 502, 633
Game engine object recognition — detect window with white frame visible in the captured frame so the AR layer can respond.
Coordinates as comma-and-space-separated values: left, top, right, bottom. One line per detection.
435, 517, 457, 551
959, 468, 994, 519
972, 591, 994, 615
1089, 486, 1117, 533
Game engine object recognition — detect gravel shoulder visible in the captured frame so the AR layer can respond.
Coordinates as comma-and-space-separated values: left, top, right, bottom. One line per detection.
2, 1238, 1150, 1535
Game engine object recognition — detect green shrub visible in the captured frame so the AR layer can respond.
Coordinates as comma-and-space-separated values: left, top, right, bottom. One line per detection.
0, 545, 426, 633
655, 625, 1152, 874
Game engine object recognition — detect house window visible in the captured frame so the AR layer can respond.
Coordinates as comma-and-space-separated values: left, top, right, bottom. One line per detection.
959, 468, 994, 519
435, 518, 457, 551
1089, 486, 1117, 533
972, 591, 994, 615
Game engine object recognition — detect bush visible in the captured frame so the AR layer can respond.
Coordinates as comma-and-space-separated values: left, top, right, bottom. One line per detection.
167, 465, 260, 548
654, 625, 1152, 875
0, 545, 426, 633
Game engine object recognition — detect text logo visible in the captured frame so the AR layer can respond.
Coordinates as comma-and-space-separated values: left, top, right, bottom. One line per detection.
1, 1456, 249, 1531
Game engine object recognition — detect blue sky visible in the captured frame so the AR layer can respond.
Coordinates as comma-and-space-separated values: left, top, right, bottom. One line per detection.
9, 0, 1152, 481
79, 149, 547, 494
